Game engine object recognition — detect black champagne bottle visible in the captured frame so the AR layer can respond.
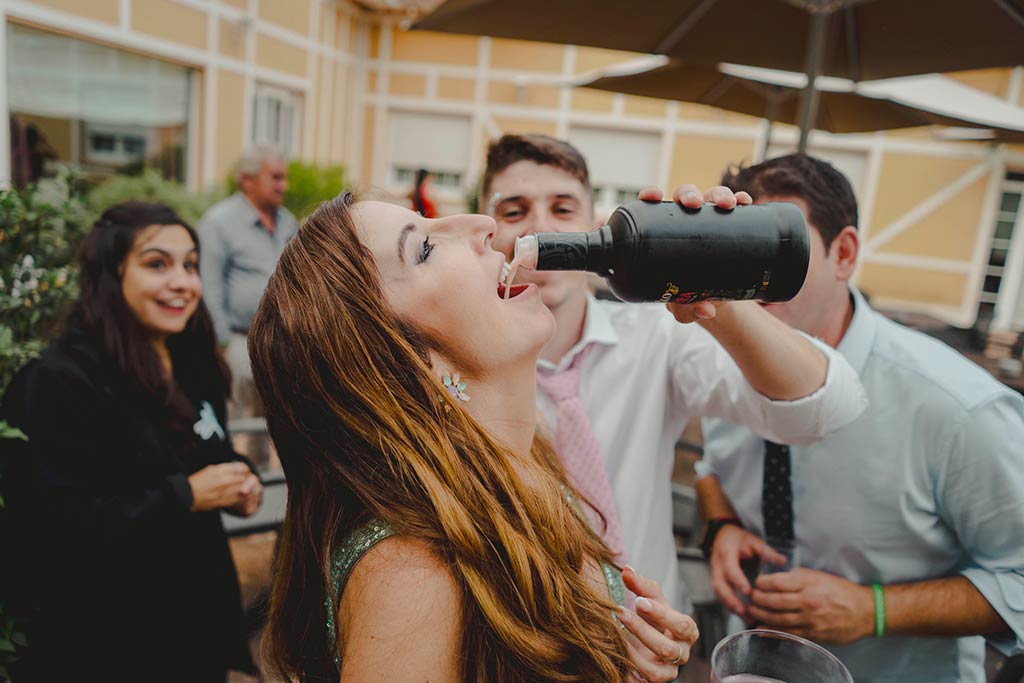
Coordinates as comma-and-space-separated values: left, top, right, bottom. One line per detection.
513, 200, 810, 304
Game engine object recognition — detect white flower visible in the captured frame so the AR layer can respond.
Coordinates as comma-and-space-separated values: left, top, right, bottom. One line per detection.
25, 278, 38, 291
21, 254, 34, 269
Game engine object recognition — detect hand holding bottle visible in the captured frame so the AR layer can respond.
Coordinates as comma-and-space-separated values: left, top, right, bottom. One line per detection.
636, 184, 753, 323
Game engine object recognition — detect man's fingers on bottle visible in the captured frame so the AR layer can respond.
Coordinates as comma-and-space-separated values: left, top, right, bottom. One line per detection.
703, 186, 736, 208
637, 186, 664, 202
672, 184, 703, 208
693, 302, 717, 320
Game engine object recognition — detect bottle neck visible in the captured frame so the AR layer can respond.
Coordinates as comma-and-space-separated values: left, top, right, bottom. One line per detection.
532, 225, 614, 274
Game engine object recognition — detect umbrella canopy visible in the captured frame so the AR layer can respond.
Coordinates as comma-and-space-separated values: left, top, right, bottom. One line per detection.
416, 0, 1024, 81
416, 0, 1024, 149
582, 60, 1024, 148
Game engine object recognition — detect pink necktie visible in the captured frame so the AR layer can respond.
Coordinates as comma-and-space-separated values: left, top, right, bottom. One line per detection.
537, 347, 627, 562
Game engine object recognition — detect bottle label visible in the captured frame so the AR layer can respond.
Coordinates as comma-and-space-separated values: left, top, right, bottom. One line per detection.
662, 270, 771, 303
658, 282, 681, 303
670, 287, 760, 303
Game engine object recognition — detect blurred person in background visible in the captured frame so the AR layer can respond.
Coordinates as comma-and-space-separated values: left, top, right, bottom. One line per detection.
1, 201, 262, 683
481, 134, 867, 613
409, 167, 439, 218
698, 154, 1024, 683
198, 144, 297, 469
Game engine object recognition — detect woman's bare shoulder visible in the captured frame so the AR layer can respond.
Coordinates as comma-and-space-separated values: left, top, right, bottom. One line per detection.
337, 535, 462, 681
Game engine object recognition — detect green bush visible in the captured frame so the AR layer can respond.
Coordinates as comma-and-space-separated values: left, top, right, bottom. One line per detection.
86, 168, 222, 226
225, 160, 347, 220
282, 160, 346, 219
0, 169, 94, 680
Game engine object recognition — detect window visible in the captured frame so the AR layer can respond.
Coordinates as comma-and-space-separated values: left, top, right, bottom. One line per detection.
7, 24, 192, 186
983, 185, 1022, 306
987, 177, 1024, 331
394, 166, 463, 190
85, 124, 148, 166
568, 127, 660, 214
387, 111, 471, 194
252, 85, 299, 158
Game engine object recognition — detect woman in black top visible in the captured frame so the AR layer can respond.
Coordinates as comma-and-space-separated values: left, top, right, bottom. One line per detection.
1, 201, 262, 683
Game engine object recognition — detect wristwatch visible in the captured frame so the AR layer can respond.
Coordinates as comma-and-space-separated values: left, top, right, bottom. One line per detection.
699, 516, 744, 560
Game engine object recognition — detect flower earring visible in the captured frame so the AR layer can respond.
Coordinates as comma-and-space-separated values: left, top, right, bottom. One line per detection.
442, 372, 470, 402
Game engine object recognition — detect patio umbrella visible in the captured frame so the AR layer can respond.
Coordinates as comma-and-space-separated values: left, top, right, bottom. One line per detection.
415, 0, 1024, 150
581, 59, 1024, 157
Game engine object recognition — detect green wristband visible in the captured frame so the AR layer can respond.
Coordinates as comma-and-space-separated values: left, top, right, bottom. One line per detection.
872, 584, 886, 637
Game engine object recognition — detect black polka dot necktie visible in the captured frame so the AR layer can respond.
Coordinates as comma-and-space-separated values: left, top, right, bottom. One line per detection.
762, 441, 794, 545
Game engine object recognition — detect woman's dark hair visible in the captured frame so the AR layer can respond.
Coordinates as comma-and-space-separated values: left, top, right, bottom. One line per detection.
67, 200, 228, 432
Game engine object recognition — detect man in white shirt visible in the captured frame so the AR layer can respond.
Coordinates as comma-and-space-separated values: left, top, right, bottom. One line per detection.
698, 153, 1024, 682
482, 135, 867, 617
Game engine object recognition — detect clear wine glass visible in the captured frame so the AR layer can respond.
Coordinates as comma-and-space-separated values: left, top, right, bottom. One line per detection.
711, 629, 853, 683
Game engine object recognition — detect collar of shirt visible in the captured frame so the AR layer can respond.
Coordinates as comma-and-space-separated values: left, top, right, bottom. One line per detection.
836, 287, 878, 375
538, 294, 620, 373
236, 192, 280, 232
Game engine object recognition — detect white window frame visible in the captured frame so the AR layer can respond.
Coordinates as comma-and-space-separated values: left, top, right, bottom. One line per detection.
252, 84, 300, 158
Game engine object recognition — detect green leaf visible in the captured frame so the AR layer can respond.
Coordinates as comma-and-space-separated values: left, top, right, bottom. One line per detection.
0, 422, 26, 441
0, 662, 10, 679
0, 638, 14, 653
10, 633, 27, 647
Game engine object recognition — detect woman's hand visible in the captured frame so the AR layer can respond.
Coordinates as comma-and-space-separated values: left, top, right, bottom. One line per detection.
618, 565, 699, 682
226, 473, 263, 517
188, 461, 254, 512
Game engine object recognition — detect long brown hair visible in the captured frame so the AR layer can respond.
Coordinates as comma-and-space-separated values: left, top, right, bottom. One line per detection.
251, 193, 630, 682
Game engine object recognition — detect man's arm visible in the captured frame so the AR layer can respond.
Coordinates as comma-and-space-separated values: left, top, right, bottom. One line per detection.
939, 393, 1024, 650
696, 301, 825, 401
196, 212, 231, 346
886, 576, 1008, 637
638, 183, 825, 399
640, 184, 866, 444
752, 394, 1024, 648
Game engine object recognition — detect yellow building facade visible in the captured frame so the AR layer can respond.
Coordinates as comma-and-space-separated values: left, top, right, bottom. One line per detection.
4, 0, 1024, 335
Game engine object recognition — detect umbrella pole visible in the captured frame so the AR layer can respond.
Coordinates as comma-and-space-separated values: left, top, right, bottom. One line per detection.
761, 90, 782, 161
797, 10, 828, 152
761, 120, 774, 161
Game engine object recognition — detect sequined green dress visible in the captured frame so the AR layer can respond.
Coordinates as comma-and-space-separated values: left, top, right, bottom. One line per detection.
325, 515, 626, 664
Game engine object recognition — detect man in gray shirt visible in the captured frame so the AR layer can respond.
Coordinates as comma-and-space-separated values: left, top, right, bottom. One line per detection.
198, 145, 297, 467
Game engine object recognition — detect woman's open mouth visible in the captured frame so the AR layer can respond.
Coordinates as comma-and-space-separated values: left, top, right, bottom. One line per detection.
497, 282, 529, 299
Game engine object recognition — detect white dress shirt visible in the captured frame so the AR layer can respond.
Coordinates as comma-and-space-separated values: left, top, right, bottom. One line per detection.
700, 288, 1024, 682
537, 295, 867, 609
